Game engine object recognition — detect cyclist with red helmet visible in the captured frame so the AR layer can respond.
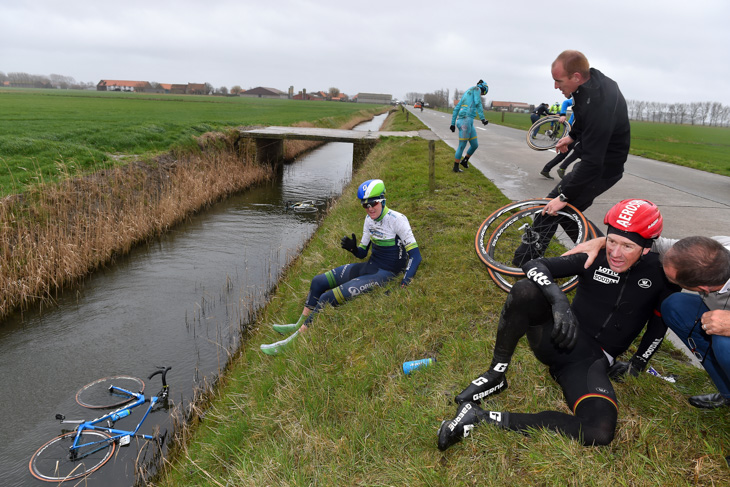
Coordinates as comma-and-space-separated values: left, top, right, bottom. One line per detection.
438, 199, 679, 450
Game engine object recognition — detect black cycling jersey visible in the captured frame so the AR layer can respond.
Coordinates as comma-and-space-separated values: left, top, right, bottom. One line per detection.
523, 251, 680, 361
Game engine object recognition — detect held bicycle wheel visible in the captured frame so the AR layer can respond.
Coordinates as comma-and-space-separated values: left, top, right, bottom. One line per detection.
29, 430, 115, 482
476, 202, 595, 293
76, 375, 145, 409
475, 199, 556, 268
526, 116, 571, 150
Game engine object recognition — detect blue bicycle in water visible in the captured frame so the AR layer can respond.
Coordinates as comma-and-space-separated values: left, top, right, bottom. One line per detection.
29, 366, 171, 483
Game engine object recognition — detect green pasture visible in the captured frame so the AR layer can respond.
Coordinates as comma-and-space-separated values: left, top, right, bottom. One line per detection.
440, 107, 730, 177
157, 110, 730, 486
0, 88, 385, 195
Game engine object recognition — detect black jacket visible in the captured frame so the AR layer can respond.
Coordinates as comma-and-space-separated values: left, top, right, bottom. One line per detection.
563, 68, 630, 200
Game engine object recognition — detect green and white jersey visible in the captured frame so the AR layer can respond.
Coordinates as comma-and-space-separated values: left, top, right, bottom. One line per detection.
359, 206, 418, 273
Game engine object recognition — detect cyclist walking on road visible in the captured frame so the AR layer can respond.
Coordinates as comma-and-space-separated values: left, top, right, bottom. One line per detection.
260, 179, 422, 355
450, 79, 489, 173
438, 199, 679, 450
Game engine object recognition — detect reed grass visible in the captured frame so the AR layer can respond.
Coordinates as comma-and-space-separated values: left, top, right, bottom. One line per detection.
153, 110, 730, 486
0, 110, 386, 321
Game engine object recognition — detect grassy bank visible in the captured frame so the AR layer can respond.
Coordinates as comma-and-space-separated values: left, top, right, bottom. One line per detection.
435, 107, 730, 177
0, 108, 386, 321
156, 111, 730, 486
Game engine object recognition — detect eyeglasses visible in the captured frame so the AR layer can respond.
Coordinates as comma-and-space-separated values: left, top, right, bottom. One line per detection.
362, 199, 383, 209
687, 317, 708, 363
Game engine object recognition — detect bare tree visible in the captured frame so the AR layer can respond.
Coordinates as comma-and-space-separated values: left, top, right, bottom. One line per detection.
709, 102, 722, 126
328, 87, 340, 99
688, 102, 702, 125
231, 85, 242, 95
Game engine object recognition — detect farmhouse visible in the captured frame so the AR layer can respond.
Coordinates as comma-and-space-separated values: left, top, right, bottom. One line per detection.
240, 87, 289, 99
96, 80, 151, 92
490, 101, 532, 113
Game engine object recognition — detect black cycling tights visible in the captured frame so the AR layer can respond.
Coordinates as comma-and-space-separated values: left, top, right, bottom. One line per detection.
505, 396, 617, 446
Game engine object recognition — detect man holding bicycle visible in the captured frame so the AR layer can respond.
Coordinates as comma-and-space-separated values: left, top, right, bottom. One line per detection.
516, 50, 631, 265
438, 199, 679, 450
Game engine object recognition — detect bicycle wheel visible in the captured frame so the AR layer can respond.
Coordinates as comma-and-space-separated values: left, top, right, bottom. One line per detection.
29, 430, 115, 482
76, 375, 145, 409
475, 199, 555, 268
526, 116, 571, 150
480, 204, 594, 293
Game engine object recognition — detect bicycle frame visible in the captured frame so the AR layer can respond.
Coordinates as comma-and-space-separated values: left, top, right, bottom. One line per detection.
64, 386, 161, 461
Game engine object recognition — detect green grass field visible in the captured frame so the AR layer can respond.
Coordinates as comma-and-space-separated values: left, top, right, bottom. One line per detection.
440, 108, 730, 177
0, 88, 385, 195
156, 111, 730, 486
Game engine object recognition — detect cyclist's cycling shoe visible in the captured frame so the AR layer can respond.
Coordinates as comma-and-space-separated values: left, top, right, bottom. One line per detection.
452, 163, 463, 173
539, 170, 554, 179
557, 168, 566, 179
260, 330, 299, 355
437, 401, 483, 451
272, 322, 300, 335
455, 370, 508, 404
460, 157, 470, 169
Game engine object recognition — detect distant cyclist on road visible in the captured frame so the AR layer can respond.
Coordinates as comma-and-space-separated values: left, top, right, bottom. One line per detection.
261, 179, 422, 355
438, 199, 679, 450
540, 97, 579, 179
450, 80, 489, 173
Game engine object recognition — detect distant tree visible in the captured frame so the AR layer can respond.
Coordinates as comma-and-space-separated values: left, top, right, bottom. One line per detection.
204, 82, 214, 95
49, 73, 75, 89
231, 85, 242, 95
0, 71, 6, 82
328, 87, 340, 99
218, 86, 228, 95
424, 88, 448, 108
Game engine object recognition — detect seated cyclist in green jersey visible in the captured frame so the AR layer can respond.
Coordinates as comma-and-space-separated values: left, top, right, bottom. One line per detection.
260, 179, 422, 355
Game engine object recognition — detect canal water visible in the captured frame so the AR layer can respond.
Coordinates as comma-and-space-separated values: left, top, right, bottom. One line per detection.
1, 114, 387, 486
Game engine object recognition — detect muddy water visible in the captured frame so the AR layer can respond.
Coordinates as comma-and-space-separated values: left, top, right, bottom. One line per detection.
0, 114, 386, 486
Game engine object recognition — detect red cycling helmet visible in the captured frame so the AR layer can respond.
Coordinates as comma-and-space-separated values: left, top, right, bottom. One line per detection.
604, 199, 663, 244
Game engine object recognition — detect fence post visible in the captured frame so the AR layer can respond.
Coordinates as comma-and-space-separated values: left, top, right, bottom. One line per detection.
428, 140, 435, 193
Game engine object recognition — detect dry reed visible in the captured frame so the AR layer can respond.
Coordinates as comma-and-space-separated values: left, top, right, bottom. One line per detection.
0, 130, 269, 321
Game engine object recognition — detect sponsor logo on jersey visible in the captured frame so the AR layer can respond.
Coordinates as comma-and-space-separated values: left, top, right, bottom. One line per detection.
593, 266, 619, 284
640, 338, 663, 360
347, 281, 378, 296
638, 278, 652, 289
596, 387, 610, 395
526, 267, 551, 286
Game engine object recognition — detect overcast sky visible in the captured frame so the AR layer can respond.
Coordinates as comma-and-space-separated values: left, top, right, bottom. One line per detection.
2, 0, 728, 106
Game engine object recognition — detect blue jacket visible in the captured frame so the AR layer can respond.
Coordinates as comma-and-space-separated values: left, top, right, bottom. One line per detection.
451, 85, 486, 124
560, 98, 575, 125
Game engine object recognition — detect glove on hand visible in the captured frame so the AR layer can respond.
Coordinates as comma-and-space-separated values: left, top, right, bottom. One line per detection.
551, 301, 579, 350
341, 233, 358, 254
450, 125, 455, 132
608, 356, 645, 382
482, 119, 489, 126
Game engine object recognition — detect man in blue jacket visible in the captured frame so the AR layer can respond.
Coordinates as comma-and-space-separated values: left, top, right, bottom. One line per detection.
450, 80, 489, 173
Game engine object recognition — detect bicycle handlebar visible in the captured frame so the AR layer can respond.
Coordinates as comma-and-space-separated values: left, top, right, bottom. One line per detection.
148, 366, 171, 388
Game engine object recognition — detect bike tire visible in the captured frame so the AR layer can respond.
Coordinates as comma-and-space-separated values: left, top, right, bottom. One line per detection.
475, 199, 559, 268
76, 375, 145, 409
477, 202, 594, 293
29, 430, 115, 482
526, 116, 571, 150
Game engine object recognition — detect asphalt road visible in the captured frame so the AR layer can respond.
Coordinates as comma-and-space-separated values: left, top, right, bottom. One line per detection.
406, 105, 729, 366
409, 106, 729, 238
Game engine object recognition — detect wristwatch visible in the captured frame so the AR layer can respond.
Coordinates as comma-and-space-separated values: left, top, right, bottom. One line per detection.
558, 193, 569, 202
